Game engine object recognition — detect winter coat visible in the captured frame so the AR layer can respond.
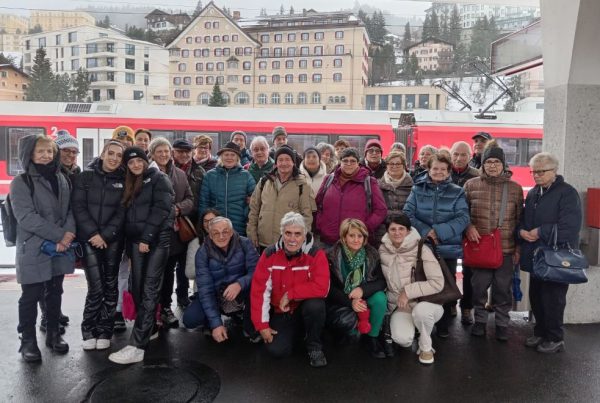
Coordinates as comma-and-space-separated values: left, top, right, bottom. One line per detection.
410, 162, 427, 180
196, 233, 259, 329
240, 148, 252, 166
451, 166, 480, 187
10, 135, 76, 285
379, 230, 444, 312
315, 166, 387, 245
374, 173, 413, 247
198, 164, 256, 236
71, 158, 125, 244
179, 159, 205, 229
518, 175, 582, 272
60, 164, 81, 184
245, 158, 274, 184
247, 170, 314, 247
124, 167, 175, 247
198, 156, 218, 172
469, 154, 482, 169
403, 176, 470, 259
360, 159, 387, 179
326, 242, 386, 308
251, 242, 330, 331
299, 161, 327, 197
464, 172, 523, 254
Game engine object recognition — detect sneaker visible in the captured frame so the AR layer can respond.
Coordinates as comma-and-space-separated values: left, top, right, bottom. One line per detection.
114, 312, 126, 333
471, 322, 486, 337
495, 326, 508, 342
525, 335, 544, 348
96, 339, 111, 350
450, 306, 458, 317
461, 309, 473, 325
536, 340, 565, 354
108, 345, 144, 364
161, 307, 179, 328
308, 350, 327, 368
418, 349, 435, 365
82, 338, 97, 351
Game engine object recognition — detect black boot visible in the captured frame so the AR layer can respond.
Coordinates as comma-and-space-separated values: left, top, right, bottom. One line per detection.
381, 315, 395, 357
58, 312, 69, 326
46, 329, 69, 354
366, 335, 386, 359
19, 330, 42, 362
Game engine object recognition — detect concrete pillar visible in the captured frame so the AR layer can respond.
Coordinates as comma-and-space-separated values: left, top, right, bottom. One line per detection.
541, 0, 600, 323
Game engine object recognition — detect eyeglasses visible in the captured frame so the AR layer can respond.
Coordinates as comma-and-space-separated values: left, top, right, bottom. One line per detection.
484, 161, 502, 167
61, 149, 80, 155
210, 229, 232, 238
341, 159, 358, 165
387, 163, 404, 167
531, 169, 554, 176
196, 146, 210, 151
366, 148, 381, 154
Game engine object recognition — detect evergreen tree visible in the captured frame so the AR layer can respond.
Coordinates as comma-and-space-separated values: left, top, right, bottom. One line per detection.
414, 69, 423, 86
430, 10, 440, 39
0, 52, 17, 67
25, 48, 55, 101
370, 43, 396, 84
96, 15, 111, 28
290, 6, 294, 15
280, 5, 285, 15
71, 68, 91, 102
468, 17, 488, 62
209, 84, 227, 106
193, 1, 204, 17
54, 73, 71, 101
402, 22, 412, 48
126, 26, 146, 40
504, 75, 523, 111
28, 24, 42, 34
422, 14, 431, 40
440, 10, 449, 42
452, 42, 468, 76
448, 5, 462, 46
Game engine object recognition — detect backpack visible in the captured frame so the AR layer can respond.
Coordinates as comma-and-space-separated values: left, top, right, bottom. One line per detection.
316, 173, 372, 214
258, 175, 303, 197
1, 174, 34, 247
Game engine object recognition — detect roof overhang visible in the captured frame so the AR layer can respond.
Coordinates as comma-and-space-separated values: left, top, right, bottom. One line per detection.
491, 20, 542, 76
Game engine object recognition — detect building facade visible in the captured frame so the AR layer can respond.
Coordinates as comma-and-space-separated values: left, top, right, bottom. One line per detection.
29, 11, 95, 32
364, 85, 447, 111
0, 64, 28, 101
405, 38, 454, 72
167, 2, 369, 109
22, 25, 169, 103
0, 14, 28, 52
146, 9, 191, 32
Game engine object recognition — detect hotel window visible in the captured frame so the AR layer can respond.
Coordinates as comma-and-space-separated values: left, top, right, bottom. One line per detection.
301, 33, 309, 41
312, 74, 322, 83
335, 45, 344, 55
181, 49, 189, 57
178, 63, 187, 72
285, 93, 293, 104
298, 92, 307, 104
285, 74, 293, 83
285, 60, 293, 69
314, 46, 323, 56
298, 74, 307, 83
258, 93, 267, 104
216, 62, 224, 71
335, 31, 344, 39
274, 34, 282, 42
243, 75, 251, 84
288, 33, 296, 41
315, 32, 324, 40
196, 76, 203, 85
272, 75, 280, 84
333, 73, 342, 82
334, 58, 342, 67
196, 63, 203, 71
271, 93, 281, 104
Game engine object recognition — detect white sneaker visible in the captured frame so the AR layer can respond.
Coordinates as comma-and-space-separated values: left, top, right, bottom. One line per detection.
82, 338, 97, 351
108, 345, 144, 364
96, 339, 111, 350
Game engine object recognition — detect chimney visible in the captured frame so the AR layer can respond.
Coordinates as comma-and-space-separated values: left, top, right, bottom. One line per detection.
233, 11, 241, 20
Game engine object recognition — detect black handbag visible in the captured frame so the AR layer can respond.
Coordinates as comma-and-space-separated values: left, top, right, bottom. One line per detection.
413, 238, 463, 305
532, 224, 588, 284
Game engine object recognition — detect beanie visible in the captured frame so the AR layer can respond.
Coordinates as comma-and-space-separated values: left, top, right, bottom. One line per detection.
275, 144, 296, 162
272, 126, 287, 140
230, 130, 247, 143
364, 139, 383, 155
340, 147, 360, 162
123, 146, 149, 165
54, 130, 79, 150
482, 140, 505, 166
303, 146, 321, 160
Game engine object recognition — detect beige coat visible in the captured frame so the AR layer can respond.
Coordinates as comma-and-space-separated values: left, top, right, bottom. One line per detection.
299, 161, 327, 197
247, 172, 314, 247
379, 229, 444, 312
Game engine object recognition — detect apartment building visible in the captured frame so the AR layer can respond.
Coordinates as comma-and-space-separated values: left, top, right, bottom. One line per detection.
364, 85, 447, 111
22, 25, 169, 103
29, 10, 95, 32
0, 64, 28, 101
167, 2, 369, 109
405, 38, 454, 72
146, 9, 191, 32
0, 14, 28, 52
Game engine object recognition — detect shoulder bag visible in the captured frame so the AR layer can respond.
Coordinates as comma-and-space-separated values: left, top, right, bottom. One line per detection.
533, 224, 588, 284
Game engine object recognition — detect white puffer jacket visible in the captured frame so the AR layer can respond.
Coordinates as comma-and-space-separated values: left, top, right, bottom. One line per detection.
379, 229, 444, 312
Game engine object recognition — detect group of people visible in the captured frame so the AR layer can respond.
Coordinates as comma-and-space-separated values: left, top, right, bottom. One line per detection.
11, 125, 582, 368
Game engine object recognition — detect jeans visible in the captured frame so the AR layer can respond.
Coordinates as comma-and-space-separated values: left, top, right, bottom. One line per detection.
182, 293, 254, 336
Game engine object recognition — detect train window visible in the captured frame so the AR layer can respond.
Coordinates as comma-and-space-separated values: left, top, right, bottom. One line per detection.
526, 139, 542, 164
284, 135, 329, 157
150, 130, 177, 144
8, 127, 45, 176
81, 138, 95, 170
496, 138, 519, 166
335, 135, 379, 156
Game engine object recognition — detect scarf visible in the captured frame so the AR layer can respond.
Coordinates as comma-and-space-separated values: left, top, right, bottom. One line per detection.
383, 170, 405, 188
341, 244, 366, 294
338, 169, 355, 188
33, 162, 59, 197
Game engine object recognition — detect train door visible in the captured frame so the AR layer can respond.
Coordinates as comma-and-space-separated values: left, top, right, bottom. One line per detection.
76, 128, 113, 168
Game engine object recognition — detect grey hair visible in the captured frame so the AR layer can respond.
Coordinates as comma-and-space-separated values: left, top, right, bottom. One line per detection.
249, 135, 269, 151
450, 141, 472, 154
419, 144, 438, 155
148, 137, 172, 156
280, 212, 307, 235
529, 152, 559, 171
316, 142, 335, 156
391, 142, 406, 154
208, 216, 233, 231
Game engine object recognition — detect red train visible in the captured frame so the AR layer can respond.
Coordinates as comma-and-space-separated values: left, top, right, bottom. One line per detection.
0, 102, 543, 198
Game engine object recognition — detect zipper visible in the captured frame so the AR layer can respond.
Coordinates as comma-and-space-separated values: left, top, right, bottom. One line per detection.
97, 175, 106, 227
224, 169, 229, 217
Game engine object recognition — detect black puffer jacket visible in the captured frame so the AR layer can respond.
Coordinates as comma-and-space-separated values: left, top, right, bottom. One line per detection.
72, 158, 126, 243
125, 167, 175, 246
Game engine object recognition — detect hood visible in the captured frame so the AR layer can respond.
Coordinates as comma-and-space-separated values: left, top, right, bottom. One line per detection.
380, 228, 421, 255
19, 134, 60, 174
299, 161, 327, 178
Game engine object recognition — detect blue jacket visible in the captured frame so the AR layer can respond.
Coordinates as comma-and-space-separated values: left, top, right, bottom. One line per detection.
403, 176, 470, 259
195, 234, 259, 329
198, 164, 256, 235
518, 175, 582, 272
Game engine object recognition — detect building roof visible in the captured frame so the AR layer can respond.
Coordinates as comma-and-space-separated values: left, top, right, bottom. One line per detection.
404, 37, 455, 51
0, 64, 29, 78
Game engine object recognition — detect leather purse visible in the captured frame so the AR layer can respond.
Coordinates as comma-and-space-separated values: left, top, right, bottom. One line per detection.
462, 182, 508, 269
533, 224, 588, 284
177, 216, 197, 243
413, 239, 462, 305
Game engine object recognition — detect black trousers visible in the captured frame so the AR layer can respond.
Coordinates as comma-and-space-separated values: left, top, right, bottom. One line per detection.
460, 265, 474, 310
264, 298, 326, 358
436, 258, 458, 331
81, 241, 124, 340
128, 243, 169, 349
19, 275, 64, 335
529, 277, 569, 342
160, 251, 188, 307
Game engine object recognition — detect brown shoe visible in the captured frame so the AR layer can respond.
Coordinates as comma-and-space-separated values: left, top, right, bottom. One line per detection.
418, 350, 434, 365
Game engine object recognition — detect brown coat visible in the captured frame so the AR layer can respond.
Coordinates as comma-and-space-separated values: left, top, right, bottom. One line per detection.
464, 173, 523, 254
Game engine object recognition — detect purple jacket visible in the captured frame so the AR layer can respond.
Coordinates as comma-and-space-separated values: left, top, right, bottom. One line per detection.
315, 166, 387, 245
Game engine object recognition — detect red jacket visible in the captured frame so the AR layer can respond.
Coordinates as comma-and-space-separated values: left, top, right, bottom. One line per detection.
251, 246, 330, 331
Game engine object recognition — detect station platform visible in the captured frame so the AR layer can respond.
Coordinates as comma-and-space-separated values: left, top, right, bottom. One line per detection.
1, 270, 599, 402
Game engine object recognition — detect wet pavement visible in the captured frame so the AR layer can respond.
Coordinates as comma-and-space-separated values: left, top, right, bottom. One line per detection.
1, 270, 600, 402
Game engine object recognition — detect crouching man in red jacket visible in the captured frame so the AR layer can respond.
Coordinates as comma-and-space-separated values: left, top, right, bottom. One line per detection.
251, 211, 330, 367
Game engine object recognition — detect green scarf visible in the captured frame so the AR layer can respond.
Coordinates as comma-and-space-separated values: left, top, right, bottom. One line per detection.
341, 244, 366, 294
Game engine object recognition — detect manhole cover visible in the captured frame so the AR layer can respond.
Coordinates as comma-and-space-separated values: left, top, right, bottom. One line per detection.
86, 363, 220, 402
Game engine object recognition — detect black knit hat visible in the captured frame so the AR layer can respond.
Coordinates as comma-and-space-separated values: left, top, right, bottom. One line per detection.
340, 147, 360, 162
482, 142, 505, 166
123, 146, 149, 165
275, 144, 296, 162
217, 141, 241, 157
303, 146, 321, 160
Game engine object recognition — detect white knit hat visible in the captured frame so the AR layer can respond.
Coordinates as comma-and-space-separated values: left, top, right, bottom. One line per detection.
54, 130, 79, 150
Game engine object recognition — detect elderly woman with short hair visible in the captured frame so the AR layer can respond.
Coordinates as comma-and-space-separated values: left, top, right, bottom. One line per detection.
245, 136, 274, 183
316, 142, 337, 173
411, 144, 438, 180
519, 152, 582, 353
